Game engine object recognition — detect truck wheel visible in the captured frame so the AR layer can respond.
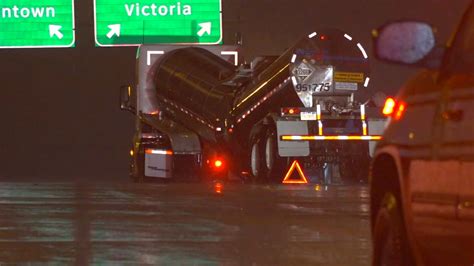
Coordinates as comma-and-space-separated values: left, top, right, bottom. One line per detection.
248, 125, 269, 182
250, 140, 262, 180
373, 192, 413, 266
264, 127, 286, 182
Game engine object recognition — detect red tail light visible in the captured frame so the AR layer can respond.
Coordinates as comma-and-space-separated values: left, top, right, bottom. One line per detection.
383, 97, 406, 120
214, 160, 223, 168
395, 103, 406, 120
207, 158, 226, 172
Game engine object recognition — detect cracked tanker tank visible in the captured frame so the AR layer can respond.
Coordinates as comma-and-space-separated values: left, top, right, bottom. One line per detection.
227, 28, 377, 183
231, 28, 371, 133
151, 29, 371, 141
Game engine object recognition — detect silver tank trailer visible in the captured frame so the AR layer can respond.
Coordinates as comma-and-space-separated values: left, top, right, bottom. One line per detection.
151, 28, 371, 147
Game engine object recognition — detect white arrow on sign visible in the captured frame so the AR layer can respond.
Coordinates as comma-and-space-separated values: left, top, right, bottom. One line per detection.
49, 25, 64, 40
197, 22, 211, 37
107, 24, 121, 39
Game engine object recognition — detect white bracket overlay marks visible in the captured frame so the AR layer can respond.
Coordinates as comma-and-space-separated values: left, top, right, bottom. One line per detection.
221, 51, 239, 66
147, 50, 165, 66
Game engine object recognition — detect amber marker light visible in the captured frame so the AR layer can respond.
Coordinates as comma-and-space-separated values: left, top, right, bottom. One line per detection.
281, 135, 382, 141
383, 97, 396, 116
383, 97, 406, 120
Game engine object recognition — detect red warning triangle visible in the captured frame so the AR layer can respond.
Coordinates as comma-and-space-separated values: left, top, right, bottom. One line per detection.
282, 160, 308, 184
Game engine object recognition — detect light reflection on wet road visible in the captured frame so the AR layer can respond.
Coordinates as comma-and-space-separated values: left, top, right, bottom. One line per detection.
0, 182, 371, 265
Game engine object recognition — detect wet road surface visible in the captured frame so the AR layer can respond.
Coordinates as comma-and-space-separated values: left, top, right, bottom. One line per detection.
0, 181, 371, 265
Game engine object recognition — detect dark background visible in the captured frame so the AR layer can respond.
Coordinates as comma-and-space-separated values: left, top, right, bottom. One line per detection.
0, 0, 470, 180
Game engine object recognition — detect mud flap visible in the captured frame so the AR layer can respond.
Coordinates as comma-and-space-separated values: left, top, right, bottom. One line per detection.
276, 120, 310, 157
368, 119, 387, 157
144, 152, 172, 178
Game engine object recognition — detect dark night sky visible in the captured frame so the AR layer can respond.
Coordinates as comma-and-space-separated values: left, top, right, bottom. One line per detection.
0, 0, 470, 180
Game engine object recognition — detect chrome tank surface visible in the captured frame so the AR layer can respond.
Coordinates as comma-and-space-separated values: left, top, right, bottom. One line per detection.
231, 28, 370, 127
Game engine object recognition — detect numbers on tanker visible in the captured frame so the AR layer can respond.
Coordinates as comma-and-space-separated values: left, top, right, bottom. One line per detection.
295, 83, 331, 93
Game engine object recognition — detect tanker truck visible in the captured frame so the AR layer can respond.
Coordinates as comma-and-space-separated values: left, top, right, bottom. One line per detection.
120, 29, 386, 183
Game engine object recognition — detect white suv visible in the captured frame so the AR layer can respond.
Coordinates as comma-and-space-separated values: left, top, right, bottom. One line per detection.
370, 1, 474, 265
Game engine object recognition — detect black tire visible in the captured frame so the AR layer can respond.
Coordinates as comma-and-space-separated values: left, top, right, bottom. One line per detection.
249, 137, 265, 182
263, 126, 287, 182
373, 192, 414, 266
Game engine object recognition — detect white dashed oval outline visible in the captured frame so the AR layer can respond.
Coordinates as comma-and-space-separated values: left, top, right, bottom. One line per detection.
291, 31, 371, 88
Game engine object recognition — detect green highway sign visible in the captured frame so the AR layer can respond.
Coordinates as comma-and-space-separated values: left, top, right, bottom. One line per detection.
0, 0, 75, 48
94, 0, 222, 47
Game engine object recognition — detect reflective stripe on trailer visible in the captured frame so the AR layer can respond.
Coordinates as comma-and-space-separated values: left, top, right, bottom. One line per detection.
281, 135, 382, 141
